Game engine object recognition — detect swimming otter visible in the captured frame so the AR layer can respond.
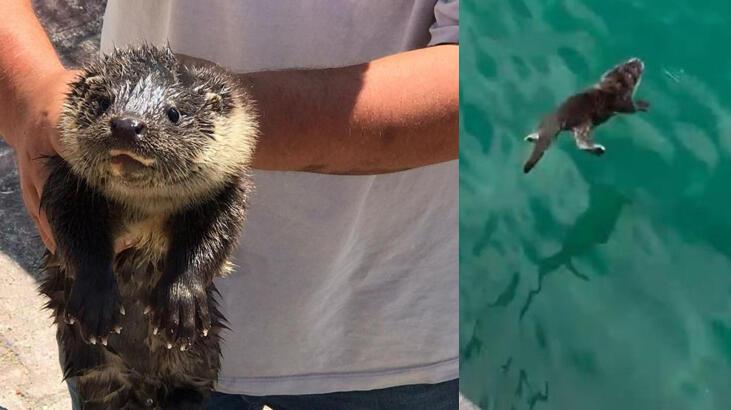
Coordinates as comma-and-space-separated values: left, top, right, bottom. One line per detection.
523, 57, 649, 173
38, 45, 257, 409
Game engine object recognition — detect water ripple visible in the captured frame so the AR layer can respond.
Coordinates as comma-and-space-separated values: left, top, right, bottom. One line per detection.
461, 0, 731, 409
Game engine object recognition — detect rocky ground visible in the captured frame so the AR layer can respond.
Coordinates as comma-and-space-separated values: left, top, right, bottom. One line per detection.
0, 2, 105, 409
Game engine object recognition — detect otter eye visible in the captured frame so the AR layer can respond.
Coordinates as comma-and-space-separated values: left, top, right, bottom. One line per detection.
167, 107, 181, 124
96, 96, 111, 116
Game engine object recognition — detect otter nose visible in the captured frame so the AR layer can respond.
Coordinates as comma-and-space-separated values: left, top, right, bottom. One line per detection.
110, 118, 146, 140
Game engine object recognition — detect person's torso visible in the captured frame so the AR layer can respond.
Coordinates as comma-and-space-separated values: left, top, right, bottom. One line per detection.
101, 0, 458, 395
101, 0, 441, 71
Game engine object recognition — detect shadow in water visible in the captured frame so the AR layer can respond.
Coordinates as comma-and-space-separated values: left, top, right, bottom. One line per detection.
472, 215, 499, 257
462, 320, 483, 362
515, 369, 549, 410
520, 183, 629, 320
489, 272, 520, 308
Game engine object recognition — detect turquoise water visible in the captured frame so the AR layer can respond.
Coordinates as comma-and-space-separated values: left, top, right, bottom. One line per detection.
459, 1, 731, 409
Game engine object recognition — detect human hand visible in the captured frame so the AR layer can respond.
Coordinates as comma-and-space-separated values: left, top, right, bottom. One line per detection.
6, 69, 77, 253
8, 69, 135, 254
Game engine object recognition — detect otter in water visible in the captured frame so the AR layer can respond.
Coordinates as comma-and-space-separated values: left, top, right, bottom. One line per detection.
523, 57, 649, 173
39, 45, 257, 409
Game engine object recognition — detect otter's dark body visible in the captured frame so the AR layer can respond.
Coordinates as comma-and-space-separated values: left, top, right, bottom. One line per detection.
523, 58, 649, 173
38, 46, 257, 409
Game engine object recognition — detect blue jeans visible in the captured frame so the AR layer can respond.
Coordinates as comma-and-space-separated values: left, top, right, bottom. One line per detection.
68, 379, 458, 409
205, 379, 458, 409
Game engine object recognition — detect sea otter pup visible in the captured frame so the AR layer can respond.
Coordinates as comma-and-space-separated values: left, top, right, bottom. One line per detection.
38, 45, 257, 409
523, 57, 649, 173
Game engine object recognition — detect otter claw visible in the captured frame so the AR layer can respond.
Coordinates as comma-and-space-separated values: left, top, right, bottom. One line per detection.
114, 325, 122, 334
143, 306, 151, 315
153, 327, 159, 335
119, 306, 126, 316
89, 336, 97, 345
202, 328, 209, 337
101, 337, 108, 346
166, 343, 173, 349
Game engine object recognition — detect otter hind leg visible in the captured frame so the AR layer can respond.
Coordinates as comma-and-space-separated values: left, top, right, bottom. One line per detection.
573, 123, 605, 156
524, 132, 539, 143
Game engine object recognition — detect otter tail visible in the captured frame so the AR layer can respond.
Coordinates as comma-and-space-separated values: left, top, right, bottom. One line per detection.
523, 116, 561, 173
523, 146, 545, 173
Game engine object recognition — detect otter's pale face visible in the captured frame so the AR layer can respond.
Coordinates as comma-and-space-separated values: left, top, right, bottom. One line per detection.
624, 58, 644, 78
597, 57, 645, 95
60, 47, 236, 195
619, 58, 644, 88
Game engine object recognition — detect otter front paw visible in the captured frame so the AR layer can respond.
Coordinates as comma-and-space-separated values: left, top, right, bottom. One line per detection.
636, 100, 650, 112
147, 277, 211, 350
65, 272, 124, 345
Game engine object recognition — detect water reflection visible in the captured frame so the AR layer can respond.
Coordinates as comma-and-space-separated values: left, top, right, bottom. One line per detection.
520, 184, 628, 319
515, 370, 548, 410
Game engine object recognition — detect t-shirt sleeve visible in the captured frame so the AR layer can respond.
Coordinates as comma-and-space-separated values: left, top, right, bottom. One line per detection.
429, 0, 459, 46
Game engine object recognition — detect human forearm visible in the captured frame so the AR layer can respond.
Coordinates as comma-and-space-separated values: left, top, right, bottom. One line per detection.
0, 0, 66, 145
243, 44, 459, 174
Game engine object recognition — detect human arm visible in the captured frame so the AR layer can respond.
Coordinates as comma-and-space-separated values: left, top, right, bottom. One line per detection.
243, 44, 458, 174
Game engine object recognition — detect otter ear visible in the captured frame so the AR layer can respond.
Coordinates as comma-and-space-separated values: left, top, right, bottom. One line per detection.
201, 78, 233, 114
180, 65, 233, 114
205, 92, 224, 113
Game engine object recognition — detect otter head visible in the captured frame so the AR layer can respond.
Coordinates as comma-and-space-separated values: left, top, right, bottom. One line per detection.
59, 45, 257, 209
596, 57, 645, 96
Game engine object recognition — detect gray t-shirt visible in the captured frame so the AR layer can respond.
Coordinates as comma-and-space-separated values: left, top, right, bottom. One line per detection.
101, 0, 459, 395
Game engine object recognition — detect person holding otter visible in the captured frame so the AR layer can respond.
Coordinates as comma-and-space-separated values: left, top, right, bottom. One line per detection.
0, 0, 459, 408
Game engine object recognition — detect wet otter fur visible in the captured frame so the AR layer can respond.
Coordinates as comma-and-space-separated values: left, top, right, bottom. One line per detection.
523, 57, 649, 173
38, 45, 257, 409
